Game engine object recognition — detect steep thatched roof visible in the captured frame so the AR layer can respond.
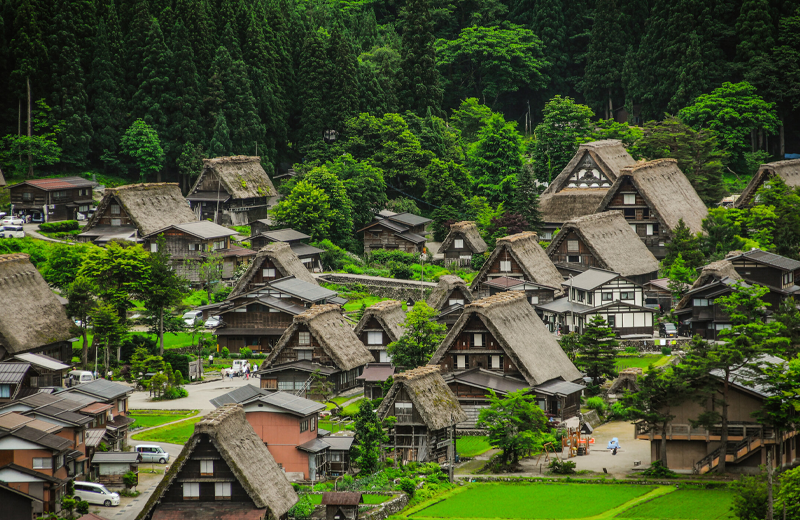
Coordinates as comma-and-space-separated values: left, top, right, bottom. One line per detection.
539, 140, 636, 224
439, 221, 488, 254
735, 159, 800, 208
546, 212, 659, 277
597, 158, 708, 234
353, 300, 406, 343
377, 366, 466, 430
0, 254, 74, 356
84, 183, 198, 237
135, 405, 296, 520
265, 305, 374, 371
0, 168, 5, 187
192, 156, 276, 200
676, 258, 742, 310
470, 231, 564, 295
229, 241, 316, 297
430, 292, 582, 386
427, 275, 474, 310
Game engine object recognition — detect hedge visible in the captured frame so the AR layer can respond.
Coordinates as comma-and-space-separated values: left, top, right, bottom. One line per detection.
39, 220, 80, 232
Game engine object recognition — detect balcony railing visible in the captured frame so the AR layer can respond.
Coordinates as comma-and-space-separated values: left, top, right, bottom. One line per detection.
636, 421, 775, 440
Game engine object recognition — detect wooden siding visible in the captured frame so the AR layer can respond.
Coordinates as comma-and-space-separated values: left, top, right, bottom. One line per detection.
362, 224, 423, 254
436, 316, 520, 377
548, 231, 601, 268
9, 185, 91, 222
602, 178, 669, 259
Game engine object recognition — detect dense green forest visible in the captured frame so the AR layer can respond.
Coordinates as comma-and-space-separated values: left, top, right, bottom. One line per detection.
1, 0, 799, 233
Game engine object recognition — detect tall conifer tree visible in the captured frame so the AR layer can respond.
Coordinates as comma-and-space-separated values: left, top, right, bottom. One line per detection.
582, 0, 627, 118
90, 19, 125, 170
169, 19, 204, 180
328, 25, 360, 134
131, 17, 175, 148
209, 111, 232, 157
399, 0, 441, 115
297, 27, 331, 150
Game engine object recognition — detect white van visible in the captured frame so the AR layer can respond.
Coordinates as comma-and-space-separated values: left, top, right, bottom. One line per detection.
73, 481, 120, 507
134, 445, 170, 463
231, 359, 247, 375
0, 225, 25, 238
182, 310, 203, 327
67, 370, 94, 386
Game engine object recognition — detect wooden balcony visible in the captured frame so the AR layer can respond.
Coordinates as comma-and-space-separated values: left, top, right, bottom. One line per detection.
635, 421, 777, 443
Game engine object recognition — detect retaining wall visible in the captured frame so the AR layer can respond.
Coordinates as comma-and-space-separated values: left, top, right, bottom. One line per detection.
318, 273, 437, 301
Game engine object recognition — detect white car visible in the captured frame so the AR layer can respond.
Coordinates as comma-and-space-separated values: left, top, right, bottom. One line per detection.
1, 217, 24, 226
73, 481, 120, 507
182, 310, 203, 327
204, 315, 221, 328
0, 225, 25, 238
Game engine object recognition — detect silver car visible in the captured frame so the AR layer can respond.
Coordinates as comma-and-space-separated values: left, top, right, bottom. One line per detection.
135, 444, 170, 463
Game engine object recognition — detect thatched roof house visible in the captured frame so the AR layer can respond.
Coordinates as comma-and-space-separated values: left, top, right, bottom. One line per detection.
377, 366, 466, 431
546, 212, 659, 283
470, 231, 564, 297
229, 241, 317, 297
354, 300, 406, 344
80, 183, 197, 242
675, 258, 742, 310
596, 158, 708, 237
735, 159, 800, 208
430, 292, 582, 386
136, 405, 297, 520
427, 275, 474, 311
439, 221, 488, 265
538, 140, 636, 236
0, 254, 74, 361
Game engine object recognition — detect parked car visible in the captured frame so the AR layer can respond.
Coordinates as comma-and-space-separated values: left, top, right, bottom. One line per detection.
204, 315, 221, 328
73, 481, 120, 507
134, 444, 170, 464
659, 322, 678, 338
31, 213, 43, 223
231, 359, 248, 376
1, 217, 23, 226
67, 370, 94, 386
0, 225, 25, 238
182, 310, 203, 327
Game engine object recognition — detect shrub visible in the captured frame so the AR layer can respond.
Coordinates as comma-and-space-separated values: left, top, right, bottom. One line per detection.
370, 249, 418, 266
661, 346, 672, 356
609, 401, 628, 420
625, 346, 638, 354
76, 501, 89, 515
221, 347, 230, 358
471, 252, 487, 271
240, 347, 252, 358
585, 396, 606, 414
159, 387, 188, 400
399, 477, 416, 497
389, 261, 413, 279
548, 459, 577, 474
642, 459, 677, 478
288, 494, 314, 520
39, 220, 80, 233
123, 471, 137, 489
173, 370, 183, 385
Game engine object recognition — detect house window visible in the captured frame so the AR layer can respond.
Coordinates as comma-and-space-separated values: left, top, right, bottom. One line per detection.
499, 260, 511, 272
541, 231, 552, 240
577, 290, 585, 302
395, 402, 412, 422
278, 381, 295, 391
215, 483, 231, 500
784, 272, 794, 285
263, 268, 276, 278
297, 350, 312, 361
567, 240, 579, 252
22, 192, 32, 201
454, 239, 464, 249
311, 417, 316, 431
79, 205, 89, 212
646, 224, 654, 236
150, 243, 158, 253
602, 292, 613, 301
456, 355, 466, 369
530, 296, 539, 305
379, 351, 392, 363
300, 419, 309, 432
0, 385, 10, 398
642, 208, 650, 218
200, 460, 214, 475
189, 244, 196, 251
269, 307, 280, 313
623, 208, 636, 219
118, 399, 126, 413
607, 315, 616, 327
623, 194, 636, 205
567, 255, 580, 263
620, 292, 634, 300
490, 355, 502, 369
33, 458, 52, 469
449, 299, 464, 306
111, 218, 121, 226
367, 331, 382, 345
298, 332, 310, 345
183, 483, 200, 500
630, 224, 638, 234
53, 190, 68, 201
330, 452, 342, 462
473, 334, 483, 347
111, 204, 120, 215
587, 292, 593, 305
694, 298, 710, 307
715, 323, 732, 331
55, 454, 64, 468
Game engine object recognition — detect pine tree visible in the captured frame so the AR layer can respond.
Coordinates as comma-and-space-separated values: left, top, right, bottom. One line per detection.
582, 0, 628, 118
174, 0, 215, 75
513, 167, 543, 233
398, 0, 441, 116
297, 27, 332, 150
663, 218, 705, 270
328, 25, 359, 134
470, 113, 524, 205
123, 0, 152, 102
9, 0, 47, 99
512, 0, 567, 97
735, 0, 775, 63
209, 111, 232, 157
575, 315, 618, 386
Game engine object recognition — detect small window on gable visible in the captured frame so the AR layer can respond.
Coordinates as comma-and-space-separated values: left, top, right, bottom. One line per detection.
215, 482, 231, 500
530, 296, 539, 305
490, 355, 502, 369
367, 331, 383, 345
449, 299, 464, 306
297, 350, 312, 361
499, 260, 511, 272
189, 243, 196, 251
111, 218, 121, 227
473, 334, 483, 347
183, 483, 200, 500
263, 268, 276, 278
623, 194, 636, 205
694, 298, 710, 307
298, 331, 310, 345
646, 224, 654, 236
567, 240, 579, 252
454, 238, 464, 249
567, 255, 580, 263
200, 460, 214, 476
111, 204, 121, 215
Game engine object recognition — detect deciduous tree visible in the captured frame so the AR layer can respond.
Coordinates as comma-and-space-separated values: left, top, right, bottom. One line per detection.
476, 389, 550, 465
387, 302, 446, 368
120, 119, 164, 181
143, 235, 190, 355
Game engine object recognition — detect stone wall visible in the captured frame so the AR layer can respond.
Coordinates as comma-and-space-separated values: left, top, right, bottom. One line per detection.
318, 273, 437, 302
617, 338, 692, 352
302, 491, 408, 520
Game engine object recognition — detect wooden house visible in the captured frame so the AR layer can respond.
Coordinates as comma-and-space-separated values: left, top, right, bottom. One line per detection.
439, 221, 488, 267
426, 275, 474, 330
61, 380, 133, 451
256, 305, 374, 395
636, 355, 798, 473
358, 212, 430, 254
595, 159, 708, 259
91, 452, 140, 486
0, 481, 43, 520
8, 176, 95, 222
538, 140, 636, 240
136, 405, 297, 520
641, 278, 676, 313
353, 300, 406, 363
356, 363, 396, 400
429, 292, 584, 425
546, 212, 660, 285
0, 363, 44, 403
186, 156, 278, 226
229, 242, 318, 298
209, 386, 331, 480
78, 183, 198, 244
324, 437, 354, 477
0, 254, 74, 362
142, 221, 255, 282
538, 268, 657, 336
734, 159, 800, 208
726, 248, 800, 301
673, 259, 743, 340
470, 231, 564, 299
244, 229, 324, 272
440, 368, 528, 428
376, 366, 466, 464
480, 276, 557, 307
321, 493, 362, 520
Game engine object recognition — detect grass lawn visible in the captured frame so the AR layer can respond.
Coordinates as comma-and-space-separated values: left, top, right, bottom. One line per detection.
410, 483, 655, 520
615, 354, 668, 372
131, 416, 203, 444
318, 419, 350, 433
306, 494, 394, 505
343, 296, 393, 313
73, 331, 210, 355
128, 410, 198, 429
340, 396, 365, 416
324, 394, 361, 411
617, 489, 735, 519
456, 436, 492, 458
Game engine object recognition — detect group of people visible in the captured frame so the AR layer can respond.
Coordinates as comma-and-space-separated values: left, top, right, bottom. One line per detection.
223, 362, 257, 380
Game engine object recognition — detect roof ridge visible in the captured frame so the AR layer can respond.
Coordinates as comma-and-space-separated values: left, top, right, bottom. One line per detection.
497, 230, 538, 244
394, 365, 441, 381
619, 158, 678, 174
296, 304, 341, 321
465, 291, 526, 310
108, 182, 181, 192
0, 253, 31, 264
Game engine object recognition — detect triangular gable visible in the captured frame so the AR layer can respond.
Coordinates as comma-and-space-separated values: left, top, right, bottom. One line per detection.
558, 152, 614, 191
471, 237, 563, 295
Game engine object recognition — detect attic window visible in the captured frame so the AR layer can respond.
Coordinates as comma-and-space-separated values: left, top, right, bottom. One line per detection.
200, 460, 214, 476
298, 332, 310, 345
694, 298, 710, 307
263, 268, 276, 278
215, 482, 231, 500
111, 219, 121, 227
623, 194, 636, 205
367, 331, 382, 345
567, 255, 580, 263
490, 355, 503, 369
567, 240, 579, 252
473, 334, 483, 347
183, 483, 200, 500
499, 260, 511, 272
111, 204, 120, 215
454, 239, 464, 249
449, 299, 464, 306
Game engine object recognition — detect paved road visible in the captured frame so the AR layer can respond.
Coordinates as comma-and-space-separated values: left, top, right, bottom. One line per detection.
128, 375, 258, 411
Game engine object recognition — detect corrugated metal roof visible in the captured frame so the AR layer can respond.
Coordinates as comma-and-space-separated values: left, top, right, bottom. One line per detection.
386, 212, 431, 227
12, 353, 70, 371
31, 405, 93, 426
296, 437, 330, 453
256, 360, 339, 376
257, 295, 307, 315
320, 492, 361, 505
483, 276, 526, 289
185, 191, 231, 202
445, 369, 528, 394
534, 378, 585, 396
356, 363, 395, 382
209, 385, 272, 408
65, 379, 131, 400
13, 176, 95, 190
252, 391, 325, 416
0, 362, 30, 384
80, 403, 112, 415
739, 249, 800, 271
3, 425, 72, 450
170, 221, 237, 239
323, 436, 354, 451
289, 243, 325, 257
84, 429, 106, 447
92, 452, 141, 464
0, 411, 34, 431
536, 298, 594, 314
565, 268, 620, 290
269, 277, 337, 302
397, 231, 426, 244
261, 229, 310, 242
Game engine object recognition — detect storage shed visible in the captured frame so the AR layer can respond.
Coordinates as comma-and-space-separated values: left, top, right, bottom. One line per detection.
321, 492, 363, 520
91, 452, 141, 486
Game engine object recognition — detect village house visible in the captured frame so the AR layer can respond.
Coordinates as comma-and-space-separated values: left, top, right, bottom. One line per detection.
210, 385, 341, 480
358, 211, 430, 254
438, 221, 488, 267
0, 481, 43, 520
636, 355, 798, 474
726, 248, 800, 302
229, 242, 319, 298
538, 268, 657, 336
244, 228, 324, 272
429, 292, 584, 426
376, 366, 466, 464
141, 221, 256, 282
641, 278, 677, 313
440, 368, 528, 428
7, 176, 96, 222
538, 140, 636, 240
6, 354, 71, 389
78, 183, 197, 244
469, 231, 564, 299
256, 305, 374, 395
91, 452, 140, 487
136, 405, 297, 520
356, 363, 396, 400
353, 300, 406, 363
546, 212, 660, 285
595, 158, 708, 259
321, 492, 362, 520
0, 254, 74, 363
425, 275, 475, 330
0, 363, 45, 403
734, 159, 800, 208
186, 156, 278, 226
480, 276, 557, 308
60, 380, 133, 451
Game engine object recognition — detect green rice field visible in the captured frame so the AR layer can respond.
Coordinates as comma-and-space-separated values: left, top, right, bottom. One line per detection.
404, 483, 734, 520
455, 436, 493, 458
128, 410, 198, 429
131, 416, 203, 444
614, 355, 669, 372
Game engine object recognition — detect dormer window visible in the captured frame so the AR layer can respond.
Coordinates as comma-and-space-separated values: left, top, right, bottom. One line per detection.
454, 239, 464, 249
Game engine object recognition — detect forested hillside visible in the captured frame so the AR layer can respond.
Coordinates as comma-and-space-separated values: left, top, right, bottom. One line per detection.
1, 0, 799, 228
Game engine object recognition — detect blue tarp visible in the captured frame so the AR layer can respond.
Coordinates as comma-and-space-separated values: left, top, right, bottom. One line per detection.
607, 438, 620, 449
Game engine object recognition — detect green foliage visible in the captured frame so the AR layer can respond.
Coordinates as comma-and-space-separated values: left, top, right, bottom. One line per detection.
476, 389, 550, 466
730, 473, 767, 520
585, 396, 606, 414
351, 399, 389, 475
120, 118, 164, 181
76, 500, 89, 515
288, 494, 315, 520
558, 332, 580, 362
387, 302, 446, 368
271, 180, 336, 241
776, 466, 800, 519
221, 347, 230, 358
469, 113, 523, 205
574, 315, 618, 385
399, 0, 441, 115
399, 477, 416, 497
661, 346, 672, 356
641, 459, 677, 478
0, 99, 62, 176
123, 471, 138, 488
663, 219, 705, 270
240, 347, 252, 358
388, 261, 414, 280
666, 254, 695, 302
39, 220, 79, 232
533, 96, 594, 183
547, 459, 577, 474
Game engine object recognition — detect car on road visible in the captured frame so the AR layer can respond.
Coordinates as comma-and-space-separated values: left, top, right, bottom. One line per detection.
659, 322, 678, 338
204, 315, 221, 328
135, 444, 170, 463
1, 217, 24, 226
182, 310, 203, 327
73, 481, 120, 507
0, 225, 25, 238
